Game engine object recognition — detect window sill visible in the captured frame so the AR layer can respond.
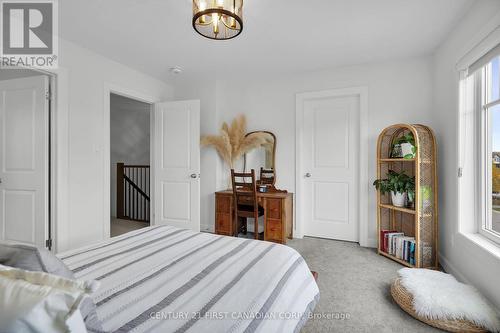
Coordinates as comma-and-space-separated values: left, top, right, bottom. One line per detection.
459, 231, 500, 260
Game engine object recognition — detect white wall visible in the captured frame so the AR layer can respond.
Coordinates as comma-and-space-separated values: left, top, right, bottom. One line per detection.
110, 94, 151, 218
174, 57, 434, 244
432, 0, 500, 309
55, 39, 173, 252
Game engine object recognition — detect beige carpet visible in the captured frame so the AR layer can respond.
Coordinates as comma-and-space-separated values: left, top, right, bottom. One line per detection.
287, 237, 440, 333
111, 218, 149, 237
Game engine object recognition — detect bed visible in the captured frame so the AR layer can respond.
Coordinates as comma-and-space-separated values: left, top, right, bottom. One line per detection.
58, 225, 320, 333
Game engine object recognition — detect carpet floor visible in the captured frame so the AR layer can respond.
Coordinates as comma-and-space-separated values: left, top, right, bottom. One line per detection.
287, 237, 440, 332
110, 218, 149, 237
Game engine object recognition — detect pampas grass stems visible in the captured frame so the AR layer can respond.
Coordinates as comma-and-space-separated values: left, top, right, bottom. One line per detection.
200, 115, 269, 170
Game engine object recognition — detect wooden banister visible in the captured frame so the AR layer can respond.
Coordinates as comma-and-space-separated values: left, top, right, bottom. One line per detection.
123, 175, 150, 200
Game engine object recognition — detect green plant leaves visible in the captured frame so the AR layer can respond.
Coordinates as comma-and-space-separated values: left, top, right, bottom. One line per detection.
373, 170, 415, 198
394, 133, 415, 146
393, 133, 417, 159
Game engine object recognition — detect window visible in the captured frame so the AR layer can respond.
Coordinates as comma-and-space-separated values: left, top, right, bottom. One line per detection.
481, 55, 500, 242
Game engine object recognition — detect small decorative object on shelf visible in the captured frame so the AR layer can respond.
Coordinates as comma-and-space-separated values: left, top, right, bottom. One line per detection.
391, 133, 417, 159
376, 124, 438, 268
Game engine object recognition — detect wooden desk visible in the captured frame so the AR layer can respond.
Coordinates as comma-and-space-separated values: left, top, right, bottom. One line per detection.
215, 190, 293, 244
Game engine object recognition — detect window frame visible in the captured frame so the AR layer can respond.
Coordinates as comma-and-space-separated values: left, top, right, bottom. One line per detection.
478, 61, 500, 245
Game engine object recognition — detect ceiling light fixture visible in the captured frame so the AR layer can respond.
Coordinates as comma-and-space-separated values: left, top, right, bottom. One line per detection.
192, 0, 243, 40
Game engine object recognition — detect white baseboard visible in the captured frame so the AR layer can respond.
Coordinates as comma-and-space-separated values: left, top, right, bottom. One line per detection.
201, 224, 214, 233
363, 237, 377, 248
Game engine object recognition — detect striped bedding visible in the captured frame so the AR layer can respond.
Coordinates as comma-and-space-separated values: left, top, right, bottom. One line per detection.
58, 225, 320, 333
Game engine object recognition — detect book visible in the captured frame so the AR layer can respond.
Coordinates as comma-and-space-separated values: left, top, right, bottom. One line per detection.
386, 232, 403, 255
397, 236, 413, 259
379, 230, 397, 252
402, 238, 406, 260
394, 234, 404, 257
395, 236, 402, 258
409, 241, 416, 265
401, 237, 414, 261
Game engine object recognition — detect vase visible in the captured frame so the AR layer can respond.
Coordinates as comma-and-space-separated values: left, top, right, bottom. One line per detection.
224, 164, 234, 190
400, 143, 415, 159
391, 191, 406, 207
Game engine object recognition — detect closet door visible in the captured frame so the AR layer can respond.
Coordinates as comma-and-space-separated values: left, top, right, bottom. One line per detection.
153, 100, 200, 231
0, 76, 49, 247
298, 92, 360, 242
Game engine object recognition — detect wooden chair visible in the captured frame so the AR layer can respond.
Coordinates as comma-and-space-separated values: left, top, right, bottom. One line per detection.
259, 167, 275, 185
231, 169, 264, 240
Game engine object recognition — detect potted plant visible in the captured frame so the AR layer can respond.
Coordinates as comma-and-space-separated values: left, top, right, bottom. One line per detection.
373, 170, 415, 208
391, 133, 417, 159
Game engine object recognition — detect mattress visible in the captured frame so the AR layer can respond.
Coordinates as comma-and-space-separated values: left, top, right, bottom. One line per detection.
58, 225, 320, 333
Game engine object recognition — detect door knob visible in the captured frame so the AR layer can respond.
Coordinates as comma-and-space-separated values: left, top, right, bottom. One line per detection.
305, 173, 311, 178
190, 174, 198, 179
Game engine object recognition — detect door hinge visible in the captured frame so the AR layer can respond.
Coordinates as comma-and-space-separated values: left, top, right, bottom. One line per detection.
45, 91, 51, 101
45, 239, 52, 250
458, 167, 463, 178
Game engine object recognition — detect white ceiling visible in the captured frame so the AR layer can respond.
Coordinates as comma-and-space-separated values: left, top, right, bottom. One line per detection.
60, 0, 474, 82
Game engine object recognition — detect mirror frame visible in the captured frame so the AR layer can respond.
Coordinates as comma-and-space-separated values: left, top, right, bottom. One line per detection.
243, 131, 277, 184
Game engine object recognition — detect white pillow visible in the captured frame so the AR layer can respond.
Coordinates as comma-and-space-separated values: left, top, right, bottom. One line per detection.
0, 264, 98, 333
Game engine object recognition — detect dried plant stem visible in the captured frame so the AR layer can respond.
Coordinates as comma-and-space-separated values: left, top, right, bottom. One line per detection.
200, 115, 269, 170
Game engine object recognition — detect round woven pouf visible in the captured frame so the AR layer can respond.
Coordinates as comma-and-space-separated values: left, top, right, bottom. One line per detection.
391, 278, 488, 333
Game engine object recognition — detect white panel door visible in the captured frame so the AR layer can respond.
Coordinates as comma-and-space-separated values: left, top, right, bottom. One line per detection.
0, 76, 49, 248
301, 94, 359, 241
154, 100, 200, 231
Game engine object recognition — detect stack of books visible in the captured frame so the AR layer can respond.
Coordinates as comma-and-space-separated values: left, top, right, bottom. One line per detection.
379, 230, 416, 265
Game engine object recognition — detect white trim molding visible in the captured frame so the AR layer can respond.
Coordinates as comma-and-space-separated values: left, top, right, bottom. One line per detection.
295, 86, 369, 247
11, 66, 70, 253
102, 83, 156, 240
456, 10, 500, 72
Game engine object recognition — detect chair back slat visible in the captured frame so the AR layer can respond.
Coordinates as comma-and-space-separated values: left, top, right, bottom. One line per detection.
234, 182, 252, 188
231, 169, 258, 214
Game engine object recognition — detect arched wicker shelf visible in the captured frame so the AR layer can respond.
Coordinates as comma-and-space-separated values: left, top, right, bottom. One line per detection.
376, 124, 438, 268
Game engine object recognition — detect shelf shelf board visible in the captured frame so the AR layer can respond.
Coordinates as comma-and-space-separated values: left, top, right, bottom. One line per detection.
379, 158, 433, 164
379, 203, 416, 215
378, 250, 415, 267
379, 158, 415, 162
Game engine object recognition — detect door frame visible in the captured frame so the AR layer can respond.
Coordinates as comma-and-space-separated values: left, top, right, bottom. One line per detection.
295, 87, 369, 247
103, 84, 156, 239
39, 66, 68, 253
1, 67, 60, 250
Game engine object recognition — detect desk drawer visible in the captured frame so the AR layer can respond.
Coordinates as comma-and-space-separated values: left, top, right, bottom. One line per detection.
266, 218, 283, 242
215, 194, 233, 236
216, 195, 231, 213
266, 199, 281, 219
216, 213, 232, 235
